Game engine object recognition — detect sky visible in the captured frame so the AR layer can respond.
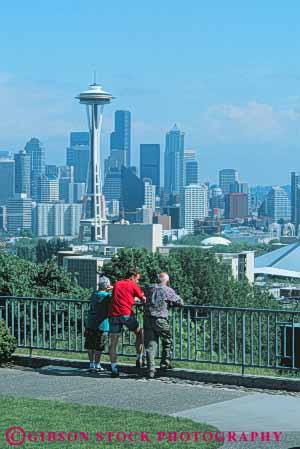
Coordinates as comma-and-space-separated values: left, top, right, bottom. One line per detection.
1, 1, 300, 185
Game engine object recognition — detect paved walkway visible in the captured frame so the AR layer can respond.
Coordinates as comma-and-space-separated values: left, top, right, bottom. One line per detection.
0, 365, 300, 448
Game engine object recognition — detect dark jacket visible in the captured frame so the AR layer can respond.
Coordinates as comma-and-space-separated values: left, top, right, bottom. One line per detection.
86, 291, 111, 331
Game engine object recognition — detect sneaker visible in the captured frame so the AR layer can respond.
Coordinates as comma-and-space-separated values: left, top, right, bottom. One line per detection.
96, 365, 104, 372
148, 370, 156, 379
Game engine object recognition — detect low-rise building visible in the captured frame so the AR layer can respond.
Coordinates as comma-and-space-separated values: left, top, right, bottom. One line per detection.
107, 223, 162, 252
62, 255, 109, 289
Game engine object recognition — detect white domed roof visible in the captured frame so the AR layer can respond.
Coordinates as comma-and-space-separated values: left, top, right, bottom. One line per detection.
201, 236, 231, 246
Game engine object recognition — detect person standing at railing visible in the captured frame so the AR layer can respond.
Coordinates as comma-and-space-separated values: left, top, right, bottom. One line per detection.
144, 272, 184, 378
109, 268, 146, 378
84, 276, 112, 372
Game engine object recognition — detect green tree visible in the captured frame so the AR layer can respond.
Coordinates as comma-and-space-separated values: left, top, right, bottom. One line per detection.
102, 248, 277, 308
0, 252, 89, 299
36, 238, 70, 264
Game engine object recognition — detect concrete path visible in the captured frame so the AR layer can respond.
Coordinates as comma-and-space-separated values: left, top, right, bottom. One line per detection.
0, 365, 300, 448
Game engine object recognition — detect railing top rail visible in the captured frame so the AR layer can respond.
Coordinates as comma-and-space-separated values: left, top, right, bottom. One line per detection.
0, 296, 89, 303
1, 295, 300, 315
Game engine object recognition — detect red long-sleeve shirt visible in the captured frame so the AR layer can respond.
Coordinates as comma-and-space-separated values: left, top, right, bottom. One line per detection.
109, 279, 144, 317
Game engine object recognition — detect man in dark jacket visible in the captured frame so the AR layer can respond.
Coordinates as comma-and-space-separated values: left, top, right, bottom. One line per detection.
144, 272, 183, 378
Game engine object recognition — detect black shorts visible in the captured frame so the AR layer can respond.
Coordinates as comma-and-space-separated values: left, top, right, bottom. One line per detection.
109, 315, 139, 335
84, 329, 107, 351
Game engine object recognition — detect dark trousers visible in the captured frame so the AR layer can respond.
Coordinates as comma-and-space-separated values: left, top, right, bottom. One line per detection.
144, 316, 172, 371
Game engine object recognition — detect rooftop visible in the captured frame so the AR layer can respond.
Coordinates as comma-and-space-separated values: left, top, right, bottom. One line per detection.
255, 241, 300, 278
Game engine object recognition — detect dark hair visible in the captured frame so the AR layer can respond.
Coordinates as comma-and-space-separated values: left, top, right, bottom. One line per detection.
127, 267, 140, 278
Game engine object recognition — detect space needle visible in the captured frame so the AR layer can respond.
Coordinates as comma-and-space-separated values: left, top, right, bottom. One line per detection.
76, 80, 114, 242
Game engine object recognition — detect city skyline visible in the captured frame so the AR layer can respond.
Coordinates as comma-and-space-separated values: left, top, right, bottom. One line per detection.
1, 2, 300, 184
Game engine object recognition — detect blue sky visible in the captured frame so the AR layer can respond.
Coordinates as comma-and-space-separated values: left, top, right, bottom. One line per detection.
1, 1, 300, 184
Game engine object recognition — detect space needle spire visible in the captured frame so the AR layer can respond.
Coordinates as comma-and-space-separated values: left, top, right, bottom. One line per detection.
76, 80, 114, 242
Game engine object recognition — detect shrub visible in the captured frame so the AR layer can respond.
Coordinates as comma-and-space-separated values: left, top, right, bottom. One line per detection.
0, 320, 17, 362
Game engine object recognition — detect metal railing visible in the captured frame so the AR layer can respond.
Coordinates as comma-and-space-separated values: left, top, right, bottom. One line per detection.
1, 296, 300, 373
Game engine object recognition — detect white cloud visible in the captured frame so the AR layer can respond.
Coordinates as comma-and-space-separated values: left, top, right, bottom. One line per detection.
201, 100, 300, 144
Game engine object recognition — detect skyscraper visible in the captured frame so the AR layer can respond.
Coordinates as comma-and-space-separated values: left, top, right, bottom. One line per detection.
181, 184, 208, 233
24, 138, 46, 200
7, 194, 32, 233
291, 171, 300, 225
103, 167, 122, 202
59, 166, 74, 203
140, 144, 160, 193
121, 167, 144, 217
14, 150, 31, 197
266, 186, 291, 223
110, 110, 131, 167
66, 132, 90, 184
184, 149, 199, 186
164, 124, 184, 195
224, 193, 248, 219
0, 155, 15, 205
230, 181, 249, 194
144, 179, 156, 212
219, 169, 239, 194
37, 175, 59, 203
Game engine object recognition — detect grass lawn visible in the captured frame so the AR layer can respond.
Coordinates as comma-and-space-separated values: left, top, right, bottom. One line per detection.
0, 396, 222, 449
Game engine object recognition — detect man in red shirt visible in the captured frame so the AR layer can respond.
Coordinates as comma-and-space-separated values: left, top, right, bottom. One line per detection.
109, 268, 146, 377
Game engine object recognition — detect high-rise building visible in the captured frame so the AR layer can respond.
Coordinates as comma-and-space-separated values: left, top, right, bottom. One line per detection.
73, 183, 86, 203
14, 150, 31, 197
184, 149, 199, 186
163, 206, 180, 229
0, 206, 7, 231
229, 181, 249, 194
181, 184, 208, 233
66, 132, 90, 184
46, 165, 59, 177
37, 174, 59, 203
24, 138, 46, 200
140, 144, 160, 193
219, 169, 239, 194
110, 110, 131, 167
209, 186, 224, 211
121, 167, 144, 216
32, 203, 82, 237
0, 156, 15, 205
164, 124, 184, 195
58, 166, 74, 203
224, 193, 248, 219
266, 186, 291, 223
138, 206, 153, 224
105, 149, 127, 176
106, 199, 120, 218
7, 194, 32, 233
70, 132, 90, 147
144, 179, 156, 212
103, 167, 122, 202
291, 171, 300, 225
